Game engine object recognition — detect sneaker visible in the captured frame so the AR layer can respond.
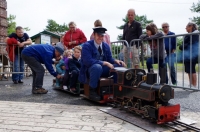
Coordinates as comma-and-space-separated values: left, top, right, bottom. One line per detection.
70, 88, 77, 93
187, 85, 197, 89
172, 83, 177, 86
63, 86, 68, 90
89, 88, 101, 101
13, 80, 18, 84
32, 88, 48, 94
18, 80, 23, 83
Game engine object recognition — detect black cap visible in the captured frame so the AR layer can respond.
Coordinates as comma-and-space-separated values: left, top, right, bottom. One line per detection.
93, 27, 107, 35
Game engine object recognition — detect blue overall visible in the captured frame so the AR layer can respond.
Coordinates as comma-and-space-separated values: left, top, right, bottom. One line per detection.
79, 40, 121, 89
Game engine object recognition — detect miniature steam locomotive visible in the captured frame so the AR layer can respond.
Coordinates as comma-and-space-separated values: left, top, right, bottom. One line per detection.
83, 67, 180, 124
112, 68, 180, 124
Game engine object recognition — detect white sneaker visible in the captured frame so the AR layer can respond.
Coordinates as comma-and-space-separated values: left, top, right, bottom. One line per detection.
188, 85, 197, 88
63, 86, 68, 90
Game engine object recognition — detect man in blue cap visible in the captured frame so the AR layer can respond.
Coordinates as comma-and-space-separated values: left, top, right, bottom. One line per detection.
21, 44, 64, 94
79, 27, 126, 101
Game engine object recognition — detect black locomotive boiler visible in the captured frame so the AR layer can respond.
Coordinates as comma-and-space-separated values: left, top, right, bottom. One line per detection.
111, 68, 180, 124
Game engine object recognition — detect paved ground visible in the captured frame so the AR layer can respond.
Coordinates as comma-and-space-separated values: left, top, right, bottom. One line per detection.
0, 101, 145, 132
0, 74, 200, 131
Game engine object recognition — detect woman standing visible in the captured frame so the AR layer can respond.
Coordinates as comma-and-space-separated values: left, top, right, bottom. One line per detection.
179, 22, 199, 88
64, 21, 87, 49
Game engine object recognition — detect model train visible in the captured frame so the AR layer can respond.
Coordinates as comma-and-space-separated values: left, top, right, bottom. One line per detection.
83, 67, 180, 124
53, 67, 180, 124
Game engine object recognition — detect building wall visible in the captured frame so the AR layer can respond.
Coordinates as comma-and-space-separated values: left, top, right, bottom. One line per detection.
51, 36, 59, 44
0, 0, 7, 43
33, 35, 59, 44
34, 36, 40, 44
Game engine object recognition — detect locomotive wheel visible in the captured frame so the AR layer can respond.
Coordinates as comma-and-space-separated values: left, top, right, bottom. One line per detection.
134, 103, 140, 114
141, 106, 149, 118
125, 71, 133, 80
126, 99, 134, 111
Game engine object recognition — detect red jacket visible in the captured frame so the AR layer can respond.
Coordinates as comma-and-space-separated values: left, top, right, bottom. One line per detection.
64, 28, 87, 49
6, 38, 18, 62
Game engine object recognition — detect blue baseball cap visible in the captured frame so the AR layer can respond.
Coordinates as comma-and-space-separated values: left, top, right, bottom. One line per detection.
55, 46, 64, 55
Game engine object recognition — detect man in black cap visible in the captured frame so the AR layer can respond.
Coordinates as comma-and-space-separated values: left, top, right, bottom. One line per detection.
79, 27, 126, 101
21, 44, 63, 94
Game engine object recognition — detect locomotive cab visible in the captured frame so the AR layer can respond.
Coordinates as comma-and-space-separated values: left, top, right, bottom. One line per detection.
83, 77, 114, 103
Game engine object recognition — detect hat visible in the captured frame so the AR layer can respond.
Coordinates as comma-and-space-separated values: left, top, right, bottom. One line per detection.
55, 46, 64, 55
93, 27, 107, 35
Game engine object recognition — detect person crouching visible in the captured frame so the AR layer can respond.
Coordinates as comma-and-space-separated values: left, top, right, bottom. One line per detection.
21, 44, 63, 94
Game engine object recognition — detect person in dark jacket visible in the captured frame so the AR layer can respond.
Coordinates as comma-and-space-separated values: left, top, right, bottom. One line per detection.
162, 22, 177, 85
122, 9, 142, 69
79, 27, 126, 101
179, 22, 199, 88
5, 26, 32, 84
21, 44, 63, 94
140, 23, 168, 84
68, 46, 81, 93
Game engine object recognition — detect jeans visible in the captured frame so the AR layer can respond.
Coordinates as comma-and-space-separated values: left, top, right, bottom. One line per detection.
166, 53, 176, 84
21, 54, 45, 89
146, 57, 168, 84
12, 53, 24, 81
88, 63, 121, 88
70, 70, 79, 88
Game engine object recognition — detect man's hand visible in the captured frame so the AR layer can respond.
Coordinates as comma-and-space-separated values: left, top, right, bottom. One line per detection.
56, 74, 62, 79
103, 61, 114, 69
114, 60, 126, 67
69, 41, 76, 45
72, 41, 76, 44
18, 43, 24, 47
54, 61, 59, 64
172, 49, 176, 53
69, 42, 72, 46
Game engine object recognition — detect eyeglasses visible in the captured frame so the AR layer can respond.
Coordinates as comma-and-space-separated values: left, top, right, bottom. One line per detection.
69, 27, 75, 29
162, 26, 169, 29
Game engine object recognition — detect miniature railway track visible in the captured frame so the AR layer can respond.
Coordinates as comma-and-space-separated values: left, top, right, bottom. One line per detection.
165, 121, 200, 132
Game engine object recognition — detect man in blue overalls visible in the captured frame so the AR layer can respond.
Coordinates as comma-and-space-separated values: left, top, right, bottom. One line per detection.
79, 27, 126, 101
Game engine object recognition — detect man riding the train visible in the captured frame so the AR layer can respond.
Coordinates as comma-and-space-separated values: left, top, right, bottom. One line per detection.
79, 27, 126, 101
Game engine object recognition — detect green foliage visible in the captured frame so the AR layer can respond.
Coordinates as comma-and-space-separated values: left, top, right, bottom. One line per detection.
7, 15, 16, 35
111, 45, 123, 59
190, 1, 200, 30
7, 14, 30, 35
176, 37, 183, 47
45, 19, 69, 33
117, 15, 153, 40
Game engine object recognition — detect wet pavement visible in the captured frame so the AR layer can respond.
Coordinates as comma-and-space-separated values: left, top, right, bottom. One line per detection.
0, 75, 94, 106
0, 74, 200, 131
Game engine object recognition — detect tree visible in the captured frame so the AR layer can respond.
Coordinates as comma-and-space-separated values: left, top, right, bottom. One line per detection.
117, 15, 153, 40
45, 19, 69, 33
7, 14, 30, 35
190, 1, 200, 30
7, 15, 16, 35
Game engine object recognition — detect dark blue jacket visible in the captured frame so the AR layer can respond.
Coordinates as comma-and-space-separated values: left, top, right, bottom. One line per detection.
179, 31, 199, 62
22, 44, 57, 77
68, 55, 81, 72
79, 40, 115, 83
164, 31, 176, 54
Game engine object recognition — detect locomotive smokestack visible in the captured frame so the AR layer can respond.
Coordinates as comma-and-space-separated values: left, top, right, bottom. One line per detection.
146, 69, 157, 85
159, 67, 167, 84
